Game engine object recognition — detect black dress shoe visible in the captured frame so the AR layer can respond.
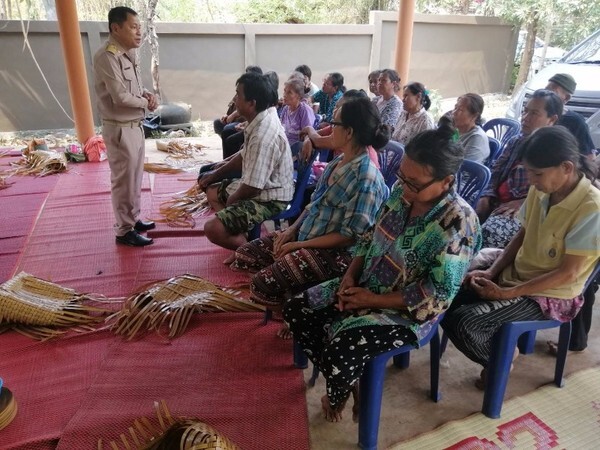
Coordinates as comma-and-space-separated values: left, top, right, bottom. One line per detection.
134, 220, 156, 232
116, 230, 154, 247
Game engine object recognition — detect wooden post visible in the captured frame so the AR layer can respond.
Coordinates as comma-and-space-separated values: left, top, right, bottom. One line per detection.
394, 0, 416, 86
55, 0, 95, 145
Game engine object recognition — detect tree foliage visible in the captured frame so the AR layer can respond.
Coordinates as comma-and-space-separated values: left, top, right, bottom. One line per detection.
232, 0, 399, 25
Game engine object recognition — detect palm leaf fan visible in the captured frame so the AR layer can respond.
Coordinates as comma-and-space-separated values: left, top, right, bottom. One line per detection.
155, 184, 211, 228
0, 272, 112, 340
110, 274, 263, 340
98, 400, 240, 450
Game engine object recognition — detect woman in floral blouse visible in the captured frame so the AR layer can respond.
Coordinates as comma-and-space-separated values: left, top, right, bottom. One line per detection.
283, 124, 482, 422
372, 68, 403, 128
391, 81, 435, 146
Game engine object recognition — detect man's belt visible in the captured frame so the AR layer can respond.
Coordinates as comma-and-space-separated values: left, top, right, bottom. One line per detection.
102, 119, 142, 128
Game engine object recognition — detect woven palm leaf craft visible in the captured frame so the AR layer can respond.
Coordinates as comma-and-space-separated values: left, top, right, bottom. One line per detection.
0, 382, 18, 432
156, 139, 206, 159
10, 148, 68, 177
111, 274, 263, 340
155, 184, 211, 228
98, 400, 240, 450
0, 272, 112, 340
0, 174, 12, 190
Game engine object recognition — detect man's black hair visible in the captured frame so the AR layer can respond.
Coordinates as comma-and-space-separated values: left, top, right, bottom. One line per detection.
108, 6, 137, 32
236, 73, 275, 113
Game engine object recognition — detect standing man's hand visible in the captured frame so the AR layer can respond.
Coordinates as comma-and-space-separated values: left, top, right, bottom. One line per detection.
143, 92, 158, 112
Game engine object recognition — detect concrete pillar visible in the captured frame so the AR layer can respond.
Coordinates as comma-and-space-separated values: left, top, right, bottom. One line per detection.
394, 0, 415, 85
55, 0, 95, 145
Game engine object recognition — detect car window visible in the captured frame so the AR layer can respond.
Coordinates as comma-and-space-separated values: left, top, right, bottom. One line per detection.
562, 30, 600, 63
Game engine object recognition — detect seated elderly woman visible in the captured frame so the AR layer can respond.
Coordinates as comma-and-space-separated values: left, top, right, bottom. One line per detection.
230, 97, 389, 316
279, 75, 315, 157
442, 126, 600, 388
312, 72, 345, 126
391, 81, 435, 145
477, 89, 562, 248
453, 93, 490, 163
283, 124, 481, 422
373, 69, 403, 128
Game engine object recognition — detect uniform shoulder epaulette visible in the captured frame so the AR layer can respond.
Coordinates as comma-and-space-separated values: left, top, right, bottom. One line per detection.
105, 43, 119, 55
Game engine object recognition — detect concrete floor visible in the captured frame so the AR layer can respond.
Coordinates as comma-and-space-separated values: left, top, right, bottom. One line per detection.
144, 132, 600, 450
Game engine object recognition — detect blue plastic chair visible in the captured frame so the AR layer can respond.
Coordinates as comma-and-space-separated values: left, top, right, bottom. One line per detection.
482, 320, 570, 418
294, 315, 444, 450
482, 118, 521, 149
247, 150, 319, 241
377, 141, 404, 189
485, 136, 501, 167
441, 261, 600, 419
455, 160, 491, 208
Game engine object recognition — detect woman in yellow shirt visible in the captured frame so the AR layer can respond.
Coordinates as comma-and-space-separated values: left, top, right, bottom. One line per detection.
442, 126, 600, 387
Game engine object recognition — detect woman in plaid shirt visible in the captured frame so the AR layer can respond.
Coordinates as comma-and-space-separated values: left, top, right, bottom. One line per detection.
230, 97, 390, 319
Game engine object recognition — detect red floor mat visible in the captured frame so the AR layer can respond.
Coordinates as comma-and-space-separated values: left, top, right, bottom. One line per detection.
52, 314, 309, 450
0, 176, 59, 282
0, 330, 117, 450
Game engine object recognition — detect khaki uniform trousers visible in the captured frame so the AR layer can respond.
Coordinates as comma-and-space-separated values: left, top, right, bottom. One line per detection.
102, 122, 145, 237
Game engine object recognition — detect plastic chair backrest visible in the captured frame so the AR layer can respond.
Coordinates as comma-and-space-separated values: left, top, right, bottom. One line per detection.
482, 118, 521, 148
456, 160, 491, 208
377, 141, 404, 189
486, 137, 501, 167
275, 151, 319, 222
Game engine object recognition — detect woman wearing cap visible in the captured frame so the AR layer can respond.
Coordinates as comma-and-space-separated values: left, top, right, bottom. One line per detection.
477, 89, 563, 248
391, 82, 434, 146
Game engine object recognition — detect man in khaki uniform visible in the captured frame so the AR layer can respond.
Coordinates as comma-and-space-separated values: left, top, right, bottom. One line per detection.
93, 6, 158, 246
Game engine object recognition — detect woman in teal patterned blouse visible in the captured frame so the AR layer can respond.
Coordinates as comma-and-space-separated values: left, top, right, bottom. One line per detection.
283, 124, 482, 422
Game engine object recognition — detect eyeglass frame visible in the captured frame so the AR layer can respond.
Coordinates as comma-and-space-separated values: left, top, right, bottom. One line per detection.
329, 120, 345, 128
397, 169, 439, 193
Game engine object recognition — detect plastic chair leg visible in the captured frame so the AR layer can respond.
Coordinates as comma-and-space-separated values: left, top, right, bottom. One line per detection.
358, 355, 389, 450
554, 322, 571, 387
262, 309, 272, 325
393, 352, 410, 369
440, 332, 449, 357
429, 330, 442, 402
517, 330, 536, 354
308, 365, 319, 387
293, 340, 308, 369
482, 326, 520, 419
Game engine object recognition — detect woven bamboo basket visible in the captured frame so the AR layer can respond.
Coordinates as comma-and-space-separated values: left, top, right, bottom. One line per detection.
0, 386, 18, 432
0, 272, 111, 339
99, 400, 239, 450
111, 274, 263, 340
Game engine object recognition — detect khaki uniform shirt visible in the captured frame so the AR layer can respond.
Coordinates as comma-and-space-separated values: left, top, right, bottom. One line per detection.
93, 38, 148, 122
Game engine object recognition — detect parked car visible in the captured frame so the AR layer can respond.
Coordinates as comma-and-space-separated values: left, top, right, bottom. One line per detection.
514, 30, 565, 72
507, 28, 600, 149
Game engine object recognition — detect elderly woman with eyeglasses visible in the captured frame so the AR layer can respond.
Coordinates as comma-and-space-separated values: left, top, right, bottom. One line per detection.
230, 98, 389, 318
283, 124, 482, 422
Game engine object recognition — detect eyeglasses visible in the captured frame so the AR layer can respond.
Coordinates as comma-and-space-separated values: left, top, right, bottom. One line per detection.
397, 171, 438, 193
330, 121, 345, 128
